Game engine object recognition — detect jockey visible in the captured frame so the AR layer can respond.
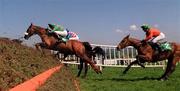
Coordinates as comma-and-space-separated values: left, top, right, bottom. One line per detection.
141, 24, 165, 51
48, 24, 79, 42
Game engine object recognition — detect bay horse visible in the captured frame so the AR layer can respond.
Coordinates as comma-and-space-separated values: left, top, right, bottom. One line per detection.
35, 35, 105, 78
54, 44, 105, 78
117, 35, 180, 80
76, 46, 105, 78
24, 23, 102, 74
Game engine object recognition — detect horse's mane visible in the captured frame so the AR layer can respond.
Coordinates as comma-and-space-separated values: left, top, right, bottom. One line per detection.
33, 25, 47, 31
33, 24, 60, 40
129, 37, 141, 44
33, 25, 51, 34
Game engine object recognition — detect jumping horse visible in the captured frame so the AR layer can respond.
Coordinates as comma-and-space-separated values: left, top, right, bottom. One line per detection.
117, 35, 180, 80
76, 46, 105, 78
55, 44, 105, 78
24, 23, 102, 74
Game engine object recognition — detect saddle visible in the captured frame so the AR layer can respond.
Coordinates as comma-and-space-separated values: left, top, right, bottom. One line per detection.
46, 30, 66, 45
148, 42, 172, 53
46, 29, 63, 41
159, 42, 172, 51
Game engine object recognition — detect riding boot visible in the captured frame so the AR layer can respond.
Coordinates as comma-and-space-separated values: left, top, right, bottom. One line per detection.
56, 35, 61, 40
149, 42, 156, 50
154, 43, 161, 52
148, 42, 154, 46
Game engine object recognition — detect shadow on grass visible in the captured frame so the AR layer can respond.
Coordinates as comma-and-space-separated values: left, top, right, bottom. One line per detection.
111, 76, 159, 81
91, 76, 160, 82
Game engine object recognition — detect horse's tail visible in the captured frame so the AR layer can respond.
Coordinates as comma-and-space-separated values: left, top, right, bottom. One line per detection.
82, 42, 93, 51
92, 46, 105, 60
82, 42, 105, 59
174, 43, 180, 62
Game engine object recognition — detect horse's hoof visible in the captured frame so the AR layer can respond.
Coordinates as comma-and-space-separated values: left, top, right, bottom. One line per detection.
95, 70, 102, 74
159, 78, 165, 81
158, 77, 167, 81
94, 67, 101, 74
95, 70, 99, 74
99, 71, 102, 74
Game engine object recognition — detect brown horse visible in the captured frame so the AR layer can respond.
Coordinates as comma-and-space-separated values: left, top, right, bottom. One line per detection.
34, 33, 104, 78
77, 46, 105, 77
117, 35, 180, 80
55, 44, 105, 78
24, 23, 102, 74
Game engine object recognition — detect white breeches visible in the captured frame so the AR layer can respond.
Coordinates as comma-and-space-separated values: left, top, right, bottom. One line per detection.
54, 30, 68, 37
69, 36, 80, 40
152, 32, 165, 43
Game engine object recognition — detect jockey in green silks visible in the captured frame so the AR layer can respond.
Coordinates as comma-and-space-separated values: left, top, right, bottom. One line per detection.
140, 24, 172, 51
48, 24, 79, 42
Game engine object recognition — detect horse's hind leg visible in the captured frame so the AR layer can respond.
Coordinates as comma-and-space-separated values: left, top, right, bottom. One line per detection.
159, 56, 178, 81
123, 60, 139, 74
74, 44, 101, 74
82, 62, 88, 78
77, 59, 83, 77
137, 62, 145, 68
80, 54, 101, 74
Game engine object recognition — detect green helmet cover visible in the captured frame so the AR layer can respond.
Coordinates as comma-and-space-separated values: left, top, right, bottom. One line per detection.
141, 24, 151, 30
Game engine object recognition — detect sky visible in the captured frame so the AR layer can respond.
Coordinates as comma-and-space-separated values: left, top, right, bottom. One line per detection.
0, 0, 180, 46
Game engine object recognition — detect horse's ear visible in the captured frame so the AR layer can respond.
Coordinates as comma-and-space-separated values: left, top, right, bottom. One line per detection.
31, 23, 33, 26
126, 34, 130, 38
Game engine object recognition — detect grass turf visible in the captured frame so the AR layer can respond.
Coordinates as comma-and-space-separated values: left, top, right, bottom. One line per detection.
71, 64, 180, 91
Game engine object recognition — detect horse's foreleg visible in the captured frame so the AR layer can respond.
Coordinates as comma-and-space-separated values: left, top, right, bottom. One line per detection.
35, 42, 47, 54
35, 43, 43, 52
123, 60, 139, 74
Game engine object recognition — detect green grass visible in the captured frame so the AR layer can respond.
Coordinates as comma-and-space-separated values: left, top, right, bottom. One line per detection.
71, 64, 180, 91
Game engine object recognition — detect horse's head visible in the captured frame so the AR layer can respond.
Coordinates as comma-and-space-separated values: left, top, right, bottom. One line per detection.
24, 23, 47, 40
116, 34, 131, 50
24, 23, 36, 40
